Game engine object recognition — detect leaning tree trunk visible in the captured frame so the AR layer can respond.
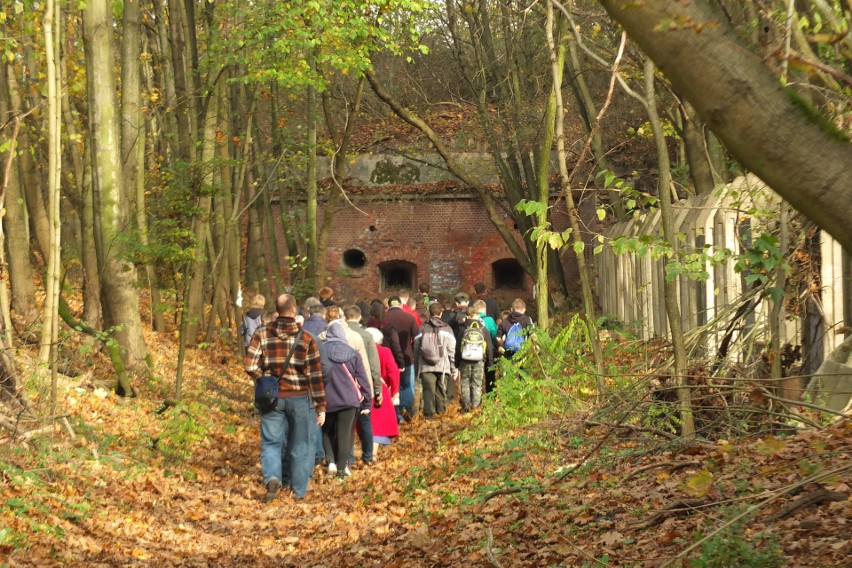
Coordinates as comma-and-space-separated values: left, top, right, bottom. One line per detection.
84, 0, 149, 392
598, 0, 852, 252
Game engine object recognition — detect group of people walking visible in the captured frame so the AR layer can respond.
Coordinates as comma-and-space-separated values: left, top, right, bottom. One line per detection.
243, 283, 533, 502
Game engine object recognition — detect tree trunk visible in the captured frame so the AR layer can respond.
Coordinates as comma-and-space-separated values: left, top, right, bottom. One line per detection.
3, 65, 51, 261
643, 58, 695, 438
679, 99, 717, 196
598, 0, 852, 252
40, 0, 62, 418
317, 77, 365, 290
547, 0, 605, 391
565, 39, 627, 221
0, 68, 37, 325
305, 52, 318, 294
84, 0, 149, 389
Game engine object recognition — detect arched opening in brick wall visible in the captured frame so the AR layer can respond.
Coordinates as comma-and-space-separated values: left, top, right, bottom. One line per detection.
492, 258, 525, 290
342, 248, 367, 269
379, 260, 417, 292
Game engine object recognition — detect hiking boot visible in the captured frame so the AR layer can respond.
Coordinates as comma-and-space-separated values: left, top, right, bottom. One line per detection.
263, 478, 281, 502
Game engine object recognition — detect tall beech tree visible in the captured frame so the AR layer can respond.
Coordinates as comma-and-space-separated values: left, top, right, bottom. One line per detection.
84, 0, 149, 390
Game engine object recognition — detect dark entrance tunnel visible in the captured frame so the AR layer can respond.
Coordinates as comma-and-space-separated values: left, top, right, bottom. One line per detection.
492, 258, 525, 289
379, 260, 417, 292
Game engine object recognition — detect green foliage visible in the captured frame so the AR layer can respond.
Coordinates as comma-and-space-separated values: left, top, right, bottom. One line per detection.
596, 169, 659, 219
734, 232, 788, 301
463, 316, 600, 440
213, 0, 438, 90
643, 401, 682, 434
690, 513, 784, 568
155, 402, 211, 461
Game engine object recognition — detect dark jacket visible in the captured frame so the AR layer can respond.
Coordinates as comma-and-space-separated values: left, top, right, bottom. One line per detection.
497, 311, 534, 347
382, 324, 404, 369
382, 306, 419, 367
320, 323, 372, 413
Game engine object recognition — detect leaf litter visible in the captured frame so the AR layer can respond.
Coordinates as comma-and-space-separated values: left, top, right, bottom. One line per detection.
0, 329, 849, 567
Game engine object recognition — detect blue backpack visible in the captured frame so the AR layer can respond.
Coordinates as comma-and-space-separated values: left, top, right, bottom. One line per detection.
504, 322, 525, 352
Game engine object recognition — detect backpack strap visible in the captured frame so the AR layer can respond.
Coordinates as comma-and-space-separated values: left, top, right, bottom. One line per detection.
266, 327, 305, 378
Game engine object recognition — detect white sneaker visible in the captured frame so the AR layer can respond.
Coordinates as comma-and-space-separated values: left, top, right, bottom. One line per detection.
343, 466, 352, 477
327, 463, 337, 475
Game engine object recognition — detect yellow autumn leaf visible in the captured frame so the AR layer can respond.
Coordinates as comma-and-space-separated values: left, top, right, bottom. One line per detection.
683, 469, 714, 498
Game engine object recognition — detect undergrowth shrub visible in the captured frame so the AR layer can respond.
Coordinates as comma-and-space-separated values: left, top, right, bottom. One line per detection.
690, 512, 784, 568
462, 316, 603, 440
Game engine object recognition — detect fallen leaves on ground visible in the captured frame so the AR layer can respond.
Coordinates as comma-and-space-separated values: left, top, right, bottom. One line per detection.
1, 331, 850, 567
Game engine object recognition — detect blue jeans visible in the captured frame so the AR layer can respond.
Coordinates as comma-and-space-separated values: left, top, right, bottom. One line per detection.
313, 422, 325, 462
398, 364, 415, 420
349, 410, 374, 464
260, 395, 314, 499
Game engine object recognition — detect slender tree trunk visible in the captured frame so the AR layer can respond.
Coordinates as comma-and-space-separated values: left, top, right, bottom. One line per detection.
305, 52, 318, 293
40, 0, 62, 420
317, 77, 365, 289
184, 85, 218, 346
679, 100, 716, 196
644, 59, 695, 437
0, 68, 36, 325
565, 39, 627, 221
547, 0, 606, 390
84, 0, 149, 390
4, 66, 50, 261
121, 0, 142, 212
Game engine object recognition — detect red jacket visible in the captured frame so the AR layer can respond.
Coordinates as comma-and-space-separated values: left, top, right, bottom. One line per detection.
371, 344, 400, 438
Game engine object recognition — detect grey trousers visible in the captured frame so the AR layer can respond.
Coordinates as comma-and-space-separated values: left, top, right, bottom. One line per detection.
419, 372, 447, 417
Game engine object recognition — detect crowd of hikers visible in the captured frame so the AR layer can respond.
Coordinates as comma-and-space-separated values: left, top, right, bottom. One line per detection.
243, 283, 534, 502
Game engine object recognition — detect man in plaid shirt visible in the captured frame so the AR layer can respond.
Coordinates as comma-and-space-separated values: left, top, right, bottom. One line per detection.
245, 294, 326, 501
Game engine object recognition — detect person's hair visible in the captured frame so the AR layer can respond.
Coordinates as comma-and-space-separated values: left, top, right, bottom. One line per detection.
343, 304, 362, 321
474, 282, 487, 295
466, 306, 479, 318
357, 300, 370, 322
252, 293, 266, 309
418, 282, 431, 294
473, 299, 487, 311
276, 294, 298, 315
365, 327, 383, 345
454, 292, 469, 305
303, 296, 322, 314
318, 286, 334, 301
388, 295, 402, 307
407, 297, 417, 309
512, 298, 526, 312
429, 302, 443, 317
398, 288, 411, 301
369, 300, 384, 321
325, 305, 342, 321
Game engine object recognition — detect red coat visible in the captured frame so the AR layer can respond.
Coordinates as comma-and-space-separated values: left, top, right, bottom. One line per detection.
371, 344, 400, 438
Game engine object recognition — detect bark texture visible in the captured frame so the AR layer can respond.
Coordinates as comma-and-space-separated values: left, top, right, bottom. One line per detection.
598, 0, 852, 251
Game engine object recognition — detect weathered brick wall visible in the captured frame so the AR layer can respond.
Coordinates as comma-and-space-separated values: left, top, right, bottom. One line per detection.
270, 195, 585, 310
